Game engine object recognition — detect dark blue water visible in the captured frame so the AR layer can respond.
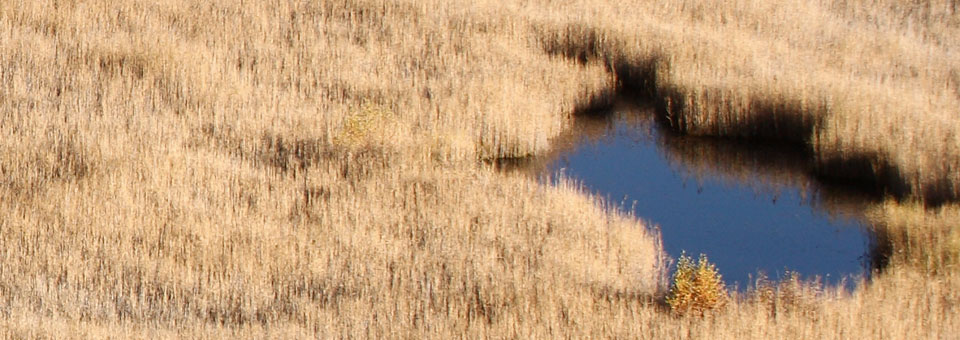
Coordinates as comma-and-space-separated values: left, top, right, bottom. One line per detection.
540, 105, 873, 290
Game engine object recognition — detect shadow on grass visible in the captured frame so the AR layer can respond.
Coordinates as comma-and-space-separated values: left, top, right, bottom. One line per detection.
531, 21, 959, 206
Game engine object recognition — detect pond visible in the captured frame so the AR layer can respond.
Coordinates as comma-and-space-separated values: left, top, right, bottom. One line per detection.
510, 101, 878, 290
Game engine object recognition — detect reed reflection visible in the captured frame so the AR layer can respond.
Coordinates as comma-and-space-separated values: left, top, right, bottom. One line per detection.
505, 101, 884, 290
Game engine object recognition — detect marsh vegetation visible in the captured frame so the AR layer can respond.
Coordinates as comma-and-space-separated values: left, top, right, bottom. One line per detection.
1, 0, 958, 338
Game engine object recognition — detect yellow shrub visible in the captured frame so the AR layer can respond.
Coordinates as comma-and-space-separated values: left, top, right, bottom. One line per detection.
334, 103, 400, 147
666, 253, 728, 316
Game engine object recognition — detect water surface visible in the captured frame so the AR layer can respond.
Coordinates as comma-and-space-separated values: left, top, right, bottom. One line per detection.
519, 102, 876, 289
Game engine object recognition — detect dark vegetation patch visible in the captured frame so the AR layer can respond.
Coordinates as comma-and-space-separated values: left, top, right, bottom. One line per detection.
534, 22, 958, 206
0, 135, 93, 197
197, 123, 391, 181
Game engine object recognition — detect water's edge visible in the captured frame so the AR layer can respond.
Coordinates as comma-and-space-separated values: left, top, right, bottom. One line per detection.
500, 101, 882, 291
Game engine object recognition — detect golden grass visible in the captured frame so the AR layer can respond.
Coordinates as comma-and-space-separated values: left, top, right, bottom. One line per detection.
527, 0, 960, 203
1, 0, 958, 338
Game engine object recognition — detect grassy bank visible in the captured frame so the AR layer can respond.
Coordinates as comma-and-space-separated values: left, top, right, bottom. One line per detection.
530, 0, 960, 203
1, 0, 958, 338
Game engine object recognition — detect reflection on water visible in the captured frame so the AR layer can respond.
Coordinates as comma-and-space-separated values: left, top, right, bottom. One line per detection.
509, 101, 879, 290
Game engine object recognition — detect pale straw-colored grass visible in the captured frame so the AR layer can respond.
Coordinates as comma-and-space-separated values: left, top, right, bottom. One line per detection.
1, 0, 958, 338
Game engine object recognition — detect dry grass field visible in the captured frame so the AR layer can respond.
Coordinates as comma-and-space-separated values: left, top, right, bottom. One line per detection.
1, 0, 958, 338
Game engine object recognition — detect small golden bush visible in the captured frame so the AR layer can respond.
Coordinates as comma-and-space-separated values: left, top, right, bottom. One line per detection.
334, 103, 399, 147
666, 253, 728, 316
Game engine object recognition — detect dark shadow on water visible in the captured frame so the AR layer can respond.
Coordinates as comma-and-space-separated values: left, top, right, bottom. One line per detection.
499, 100, 883, 291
